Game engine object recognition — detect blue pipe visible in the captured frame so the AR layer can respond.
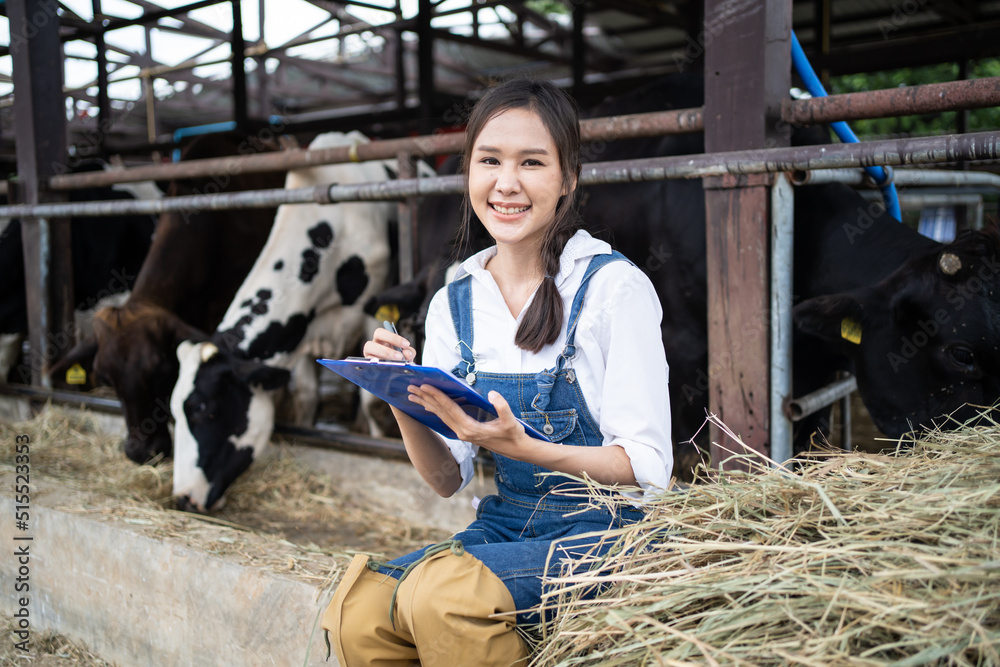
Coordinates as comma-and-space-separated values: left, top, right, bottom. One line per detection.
171, 120, 238, 162
790, 32, 902, 221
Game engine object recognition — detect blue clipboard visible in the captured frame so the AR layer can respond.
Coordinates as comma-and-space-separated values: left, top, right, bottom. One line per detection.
316, 358, 551, 442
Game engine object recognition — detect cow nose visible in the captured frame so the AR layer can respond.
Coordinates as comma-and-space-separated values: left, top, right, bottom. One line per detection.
174, 495, 203, 513
123, 434, 172, 464
123, 437, 153, 464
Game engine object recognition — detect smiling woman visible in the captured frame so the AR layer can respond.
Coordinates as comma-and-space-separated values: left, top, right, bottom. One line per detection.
321, 78, 673, 666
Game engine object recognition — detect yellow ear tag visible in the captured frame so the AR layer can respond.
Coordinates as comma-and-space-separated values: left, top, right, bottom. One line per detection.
374, 304, 400, 326
840, 318, 862, 345
66, 363, 87, 385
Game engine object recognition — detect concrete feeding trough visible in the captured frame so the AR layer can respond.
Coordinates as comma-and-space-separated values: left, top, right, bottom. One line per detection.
0, 396, 493, 665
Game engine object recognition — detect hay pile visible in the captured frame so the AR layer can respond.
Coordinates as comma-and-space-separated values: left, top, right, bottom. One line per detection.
531, 415, 1000, 666
0, 617, 112, 666
0, 404, 447, 585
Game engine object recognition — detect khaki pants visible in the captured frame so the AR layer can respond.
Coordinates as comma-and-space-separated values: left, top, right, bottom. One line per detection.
323, 550, 528, 667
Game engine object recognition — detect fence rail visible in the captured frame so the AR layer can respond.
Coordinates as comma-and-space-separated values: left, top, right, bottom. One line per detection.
3, 131, 997, 219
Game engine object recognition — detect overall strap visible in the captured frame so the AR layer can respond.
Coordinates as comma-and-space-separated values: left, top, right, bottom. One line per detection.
563, 251, 633, 353
447, 274, 478, 380
532, 250, 633, 412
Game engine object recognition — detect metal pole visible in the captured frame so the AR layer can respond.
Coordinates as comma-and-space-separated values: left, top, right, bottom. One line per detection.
791, 167, 1000, 189
231, 0, 248, 129
93, 0, 109, 159
782, 77, 1000, 125
49, 108, 706, 190
8, 0, 74, 388
838, 371, 852, 451
417, 0, 434, 134
883, 193, 985, 209
787, 375, 857, 422
256, 0, 268, 119
9, 131, 1000, 219
770, 173, 794, 465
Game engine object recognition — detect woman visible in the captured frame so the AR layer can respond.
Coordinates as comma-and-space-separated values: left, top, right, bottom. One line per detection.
323, 78, 672, 666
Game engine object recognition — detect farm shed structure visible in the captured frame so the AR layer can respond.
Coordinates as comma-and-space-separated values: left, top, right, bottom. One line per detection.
2, 0, 1000, 469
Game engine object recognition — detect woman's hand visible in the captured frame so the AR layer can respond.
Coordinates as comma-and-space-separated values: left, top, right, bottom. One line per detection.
408, 384, 638, 487
407, 384, 535, 459
363, 326, 418, 362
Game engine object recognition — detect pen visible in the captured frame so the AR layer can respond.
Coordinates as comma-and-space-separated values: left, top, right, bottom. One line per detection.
383, 320, 408, 362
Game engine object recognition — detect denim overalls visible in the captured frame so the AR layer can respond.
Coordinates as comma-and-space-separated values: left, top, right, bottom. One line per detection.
381, 251, 645, 624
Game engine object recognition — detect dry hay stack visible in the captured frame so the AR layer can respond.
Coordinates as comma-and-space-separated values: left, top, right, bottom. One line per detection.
530, 415, 1000, 666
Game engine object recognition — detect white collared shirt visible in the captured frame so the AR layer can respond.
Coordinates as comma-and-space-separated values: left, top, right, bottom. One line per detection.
422, 229, 673, 499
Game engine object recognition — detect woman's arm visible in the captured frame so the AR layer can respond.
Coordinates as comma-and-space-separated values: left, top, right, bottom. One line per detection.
390, 407, 464, 497
364, 328, 463, 497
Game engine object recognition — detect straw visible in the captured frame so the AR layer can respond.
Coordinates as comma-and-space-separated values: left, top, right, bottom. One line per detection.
530, 410, 1000, 666
0, 403, 448, 588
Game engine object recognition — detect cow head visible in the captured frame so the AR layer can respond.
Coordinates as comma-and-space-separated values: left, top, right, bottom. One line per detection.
65, 303, 205, 463
171, 340, 290, 512
794, 226, 1000, 438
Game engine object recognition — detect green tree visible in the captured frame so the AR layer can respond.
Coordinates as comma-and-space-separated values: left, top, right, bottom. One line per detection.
827, 60, 1000, 139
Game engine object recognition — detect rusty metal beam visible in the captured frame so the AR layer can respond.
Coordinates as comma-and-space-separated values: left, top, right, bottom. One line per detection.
8, 0, 74, 388
48, 107, 705, 189
9, 131, 1000, 220
783, 77, 1000, 125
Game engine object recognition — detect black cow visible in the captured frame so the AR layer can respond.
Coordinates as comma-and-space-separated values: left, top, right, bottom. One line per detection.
1, 161, 159, 384
366, 74, 1000, 481
48, 134, 285, 464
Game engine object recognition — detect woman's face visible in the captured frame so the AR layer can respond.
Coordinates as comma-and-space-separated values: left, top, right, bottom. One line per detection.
468, 107, 573, 256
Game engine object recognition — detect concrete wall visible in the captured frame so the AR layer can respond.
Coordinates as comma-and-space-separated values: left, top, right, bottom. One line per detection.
1, 481, 334, 666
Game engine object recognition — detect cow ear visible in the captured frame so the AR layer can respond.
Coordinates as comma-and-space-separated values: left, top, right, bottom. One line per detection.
793, 293, 865, 347
46, 337, 98, 384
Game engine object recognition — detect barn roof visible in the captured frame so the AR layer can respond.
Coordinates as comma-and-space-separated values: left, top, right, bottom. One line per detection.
0, 0, 998, 164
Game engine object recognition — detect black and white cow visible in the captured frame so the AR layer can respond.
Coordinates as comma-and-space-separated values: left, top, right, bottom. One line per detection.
170, 130, 430, 512
47, 135, 283, 463
365, 74, 1000, 481
1, 161, 160, 384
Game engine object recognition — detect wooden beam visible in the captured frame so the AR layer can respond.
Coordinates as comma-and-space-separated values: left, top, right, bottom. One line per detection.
703, 0, 790, 471
810, 24, 1000, 76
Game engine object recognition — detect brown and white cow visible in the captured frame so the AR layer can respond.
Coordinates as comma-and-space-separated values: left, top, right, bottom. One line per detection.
170, 131, 433, 512
47, 134, 284, 463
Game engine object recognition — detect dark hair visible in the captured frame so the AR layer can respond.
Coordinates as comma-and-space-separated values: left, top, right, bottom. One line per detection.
458, 78, 582, 354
